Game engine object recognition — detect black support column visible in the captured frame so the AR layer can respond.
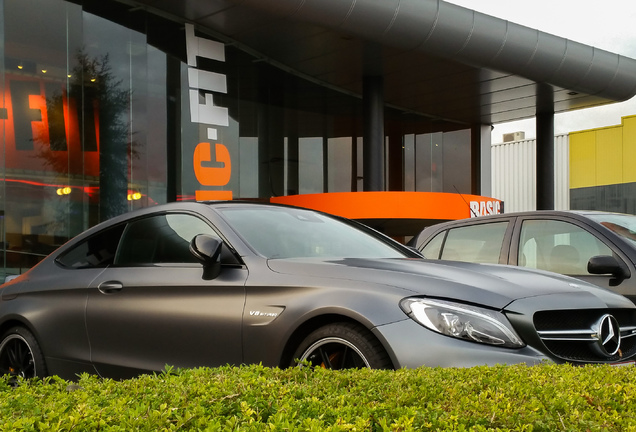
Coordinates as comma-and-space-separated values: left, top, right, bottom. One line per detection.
536, 84, 555, 210
257, 67, 285, 198
363, 75, 385, 192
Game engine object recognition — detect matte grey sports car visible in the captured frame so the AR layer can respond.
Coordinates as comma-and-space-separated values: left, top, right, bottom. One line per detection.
1, 201, 636, 381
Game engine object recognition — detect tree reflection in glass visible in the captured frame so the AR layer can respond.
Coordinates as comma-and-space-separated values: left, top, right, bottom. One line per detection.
36, 49, 137, 224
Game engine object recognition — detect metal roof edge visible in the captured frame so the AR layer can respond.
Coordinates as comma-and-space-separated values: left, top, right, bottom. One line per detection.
238, 0, 636, 102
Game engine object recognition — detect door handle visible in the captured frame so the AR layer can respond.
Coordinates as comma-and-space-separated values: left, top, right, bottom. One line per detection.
98, 281, 124, 294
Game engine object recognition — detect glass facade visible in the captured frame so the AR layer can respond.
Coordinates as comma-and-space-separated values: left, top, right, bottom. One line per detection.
1, 0, 170, 278
0, 0, 473, 280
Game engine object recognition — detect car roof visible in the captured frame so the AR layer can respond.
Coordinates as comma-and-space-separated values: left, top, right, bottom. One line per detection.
412, 209, 636, 241
433, 209, 633, 224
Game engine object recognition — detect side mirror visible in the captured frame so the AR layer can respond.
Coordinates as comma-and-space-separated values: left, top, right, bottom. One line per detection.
190, 234, 222, 264
190, 234, 223, 279
588, 255, 630, 286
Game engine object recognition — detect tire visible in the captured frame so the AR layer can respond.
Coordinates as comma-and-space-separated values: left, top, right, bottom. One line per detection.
292, 322, 393, 369
0, 327, 47, 381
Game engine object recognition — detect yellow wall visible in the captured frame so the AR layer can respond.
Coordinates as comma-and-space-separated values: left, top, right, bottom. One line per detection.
570, 130, 596, 188
623, 116, 636, 183
570, 115, 636, 188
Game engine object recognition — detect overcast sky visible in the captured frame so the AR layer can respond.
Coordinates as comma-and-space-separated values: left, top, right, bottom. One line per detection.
446, 0, 636, 142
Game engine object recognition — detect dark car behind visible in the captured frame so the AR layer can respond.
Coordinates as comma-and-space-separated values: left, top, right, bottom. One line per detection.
409, 210, 636, 303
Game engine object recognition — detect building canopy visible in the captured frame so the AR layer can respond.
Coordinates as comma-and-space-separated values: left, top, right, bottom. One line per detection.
123, 0, 636, 127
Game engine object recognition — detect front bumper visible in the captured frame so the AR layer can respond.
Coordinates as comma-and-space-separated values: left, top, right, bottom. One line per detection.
373, 318, 550, 369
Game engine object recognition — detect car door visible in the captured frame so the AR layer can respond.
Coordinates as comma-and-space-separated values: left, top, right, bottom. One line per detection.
511, 216, 635, 302
85, 212, 248, 379
32, 222, 127, 377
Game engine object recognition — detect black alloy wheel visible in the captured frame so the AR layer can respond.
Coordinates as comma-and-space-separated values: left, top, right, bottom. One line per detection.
0, 327, 47, 382
292, 322, 392, 369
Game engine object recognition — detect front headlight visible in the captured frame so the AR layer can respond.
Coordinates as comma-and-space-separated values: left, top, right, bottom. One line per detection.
400, 298, 525, 349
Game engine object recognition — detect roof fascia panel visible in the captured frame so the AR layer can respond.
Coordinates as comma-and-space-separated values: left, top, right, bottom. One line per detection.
416, 1, 476, 56
450, 12, 510, 66
239, 0, 636, 102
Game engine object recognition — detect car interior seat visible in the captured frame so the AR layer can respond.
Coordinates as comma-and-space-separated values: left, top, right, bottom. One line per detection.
549, 244, 581, 275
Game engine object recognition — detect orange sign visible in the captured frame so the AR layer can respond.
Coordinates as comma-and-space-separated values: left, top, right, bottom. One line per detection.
186, 24, 232, 201
271, 192, 503, 221
193, 142, 232, 201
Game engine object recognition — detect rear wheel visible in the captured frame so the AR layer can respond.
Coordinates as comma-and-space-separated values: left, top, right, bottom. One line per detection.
292, 322, 392, 369
0, 327, 47, 381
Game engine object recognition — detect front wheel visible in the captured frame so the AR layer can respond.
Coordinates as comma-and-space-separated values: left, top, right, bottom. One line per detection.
292, 322, 392, 369
0, 327, 47, 381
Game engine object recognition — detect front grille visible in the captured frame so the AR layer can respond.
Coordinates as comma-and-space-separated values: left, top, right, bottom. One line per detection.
533, 309, 636, 363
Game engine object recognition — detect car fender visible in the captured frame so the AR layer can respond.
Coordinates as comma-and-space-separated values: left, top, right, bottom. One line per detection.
241, 278, 410, 367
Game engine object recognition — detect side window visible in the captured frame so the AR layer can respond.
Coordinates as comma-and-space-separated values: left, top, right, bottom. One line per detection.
56, 224, 126, 269
519, 219, 613, 275
114, 214, 219, 266
440, 222, 508, 264
421, 231, 446, 259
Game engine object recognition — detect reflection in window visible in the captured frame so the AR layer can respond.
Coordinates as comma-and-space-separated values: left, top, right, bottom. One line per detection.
586, 213, 636, 247
0, 212, 6, 280
519, 219, 613, 275
421, 231, 445, 259
441, 222, 508, 264
328, 137, 353, 193
299, 138, 324, 195
404, 134, 416, 192
3, 0, 85, 275
1, 0, 168, 277
239, 137, 259, 197
220, 207, 405, 259
415, 133, 444, 192
115, 214, 216, 266
404, 130, 471, 194
57, 224, 126, 269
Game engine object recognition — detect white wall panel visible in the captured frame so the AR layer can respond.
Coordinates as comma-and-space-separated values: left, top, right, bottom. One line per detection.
553, 135, 570, 210
491, 135, 569, 213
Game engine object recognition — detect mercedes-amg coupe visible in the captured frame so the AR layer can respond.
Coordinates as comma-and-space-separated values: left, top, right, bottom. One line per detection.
1, 201, 636, 380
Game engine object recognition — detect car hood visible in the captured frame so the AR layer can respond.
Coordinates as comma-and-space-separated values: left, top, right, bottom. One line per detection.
267, 258, 632, 310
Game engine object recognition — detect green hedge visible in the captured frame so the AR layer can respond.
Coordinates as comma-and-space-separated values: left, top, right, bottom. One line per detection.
1, 363, 635, 431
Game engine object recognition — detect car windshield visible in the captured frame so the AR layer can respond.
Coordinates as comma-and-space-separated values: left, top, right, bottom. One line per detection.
218, 206, 408, 259
586, 213, 636, 247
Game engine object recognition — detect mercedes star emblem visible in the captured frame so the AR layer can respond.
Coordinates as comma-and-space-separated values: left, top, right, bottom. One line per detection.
593, 314, 621, 357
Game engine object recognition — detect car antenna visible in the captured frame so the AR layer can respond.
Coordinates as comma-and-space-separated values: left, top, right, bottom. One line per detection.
453, 185, 478, 218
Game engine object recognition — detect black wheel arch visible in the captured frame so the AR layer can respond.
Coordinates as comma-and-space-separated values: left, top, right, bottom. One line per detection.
0, 318, 42, 345
279, 314, 394, 369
